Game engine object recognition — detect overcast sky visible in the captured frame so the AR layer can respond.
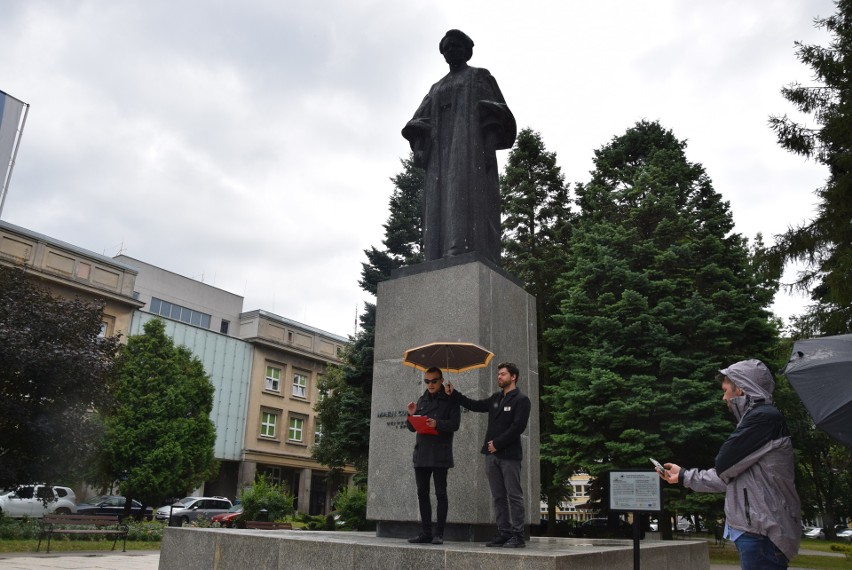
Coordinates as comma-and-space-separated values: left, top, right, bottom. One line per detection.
0, 1, 834, 338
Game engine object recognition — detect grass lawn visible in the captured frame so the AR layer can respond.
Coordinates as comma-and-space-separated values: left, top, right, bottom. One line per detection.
706, 537, 851, 569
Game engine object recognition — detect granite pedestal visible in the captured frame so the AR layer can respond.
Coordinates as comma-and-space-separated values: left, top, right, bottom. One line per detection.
158, 527, 711, 570
367, 257, 540, 540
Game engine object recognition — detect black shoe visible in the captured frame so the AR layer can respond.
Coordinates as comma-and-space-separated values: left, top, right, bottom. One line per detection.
408, 533, 433, 544
502, 534, 525, 548
431, 535, 444, 544
486, 534, 510, 547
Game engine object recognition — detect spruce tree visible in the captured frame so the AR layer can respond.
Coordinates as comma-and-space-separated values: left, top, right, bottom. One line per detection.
500, 128, 574, 533
769, 0, 852, 334
546, 121, 779, 533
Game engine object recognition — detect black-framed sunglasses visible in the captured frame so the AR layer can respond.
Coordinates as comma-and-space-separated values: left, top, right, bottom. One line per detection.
424, 378, 442, 384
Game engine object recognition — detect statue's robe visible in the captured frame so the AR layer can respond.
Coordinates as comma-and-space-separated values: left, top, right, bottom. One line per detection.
403, 66, 516, 265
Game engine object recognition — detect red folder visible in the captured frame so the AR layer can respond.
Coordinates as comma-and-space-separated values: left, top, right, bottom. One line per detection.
407, 415, 438, 435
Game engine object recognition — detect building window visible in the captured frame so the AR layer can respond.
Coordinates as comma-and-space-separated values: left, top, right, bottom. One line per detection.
258, 465, 282, 487
265, 366, 281, 392
292, 372, 308, 399
260, 411, 277, 438
288, 417, 304, 442
220, 320, 230, 335
149, 297, 212, 329
317, 375, 327, 403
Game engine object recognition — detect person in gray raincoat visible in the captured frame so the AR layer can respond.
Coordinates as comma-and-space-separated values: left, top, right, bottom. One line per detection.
661, 359, 801, 569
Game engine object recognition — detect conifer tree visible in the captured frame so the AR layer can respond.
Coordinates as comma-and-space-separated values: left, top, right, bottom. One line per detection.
769, 0, 852, 334
500, 128, 574, 532
546, 121, 779, 533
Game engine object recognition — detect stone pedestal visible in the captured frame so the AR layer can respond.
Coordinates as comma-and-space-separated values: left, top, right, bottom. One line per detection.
159, 528, 712, 570
367, 257, 540, 540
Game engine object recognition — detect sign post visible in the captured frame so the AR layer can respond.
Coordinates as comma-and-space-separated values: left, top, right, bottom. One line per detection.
608, 470, 663, 570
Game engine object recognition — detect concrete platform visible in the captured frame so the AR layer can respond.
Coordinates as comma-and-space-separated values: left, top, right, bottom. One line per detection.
158, 528, 709, 569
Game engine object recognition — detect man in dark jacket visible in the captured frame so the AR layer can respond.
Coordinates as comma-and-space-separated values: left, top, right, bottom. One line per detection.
446, 362, 531, 548
406, 366, 460, 545
660, 359, 801, 569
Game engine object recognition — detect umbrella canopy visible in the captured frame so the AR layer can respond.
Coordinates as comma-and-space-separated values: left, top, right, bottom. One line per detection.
403, 341, 494, 374
781, 333, 852, 449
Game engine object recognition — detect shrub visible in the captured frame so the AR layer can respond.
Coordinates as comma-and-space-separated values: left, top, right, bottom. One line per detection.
295, 512, 328, 530
334, 486, 367, 530
0, 516, 40, 540
126, 520, 165, 541
238, 475, 294, 522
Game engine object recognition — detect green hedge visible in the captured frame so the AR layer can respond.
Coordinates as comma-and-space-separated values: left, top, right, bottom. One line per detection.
0, 515, 165, 542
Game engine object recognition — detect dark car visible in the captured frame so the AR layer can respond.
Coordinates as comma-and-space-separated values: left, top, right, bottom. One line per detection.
578, 517, 632, 538
76, 495, 153, 521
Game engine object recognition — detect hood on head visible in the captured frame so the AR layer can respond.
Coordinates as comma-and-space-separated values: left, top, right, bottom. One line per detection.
720, 359, 774, 402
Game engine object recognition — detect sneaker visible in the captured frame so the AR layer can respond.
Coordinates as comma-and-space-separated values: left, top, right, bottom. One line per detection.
431, 535, 444, 545
407, 533, 433, 544
486, 534, 510, 547
502, 534, 525, 548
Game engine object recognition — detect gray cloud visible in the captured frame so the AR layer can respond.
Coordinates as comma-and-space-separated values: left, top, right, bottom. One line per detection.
0, 0, 833, 334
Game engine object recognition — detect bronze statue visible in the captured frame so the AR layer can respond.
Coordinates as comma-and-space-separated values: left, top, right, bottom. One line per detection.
403, 30, 516, 266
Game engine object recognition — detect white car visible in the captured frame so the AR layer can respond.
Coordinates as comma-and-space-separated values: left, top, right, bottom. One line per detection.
0, 485, 77, 518
836, 528, 852, 542
155, 496, 232, 525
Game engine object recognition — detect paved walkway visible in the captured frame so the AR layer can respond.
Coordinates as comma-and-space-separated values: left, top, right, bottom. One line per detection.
0, 551, 160, 570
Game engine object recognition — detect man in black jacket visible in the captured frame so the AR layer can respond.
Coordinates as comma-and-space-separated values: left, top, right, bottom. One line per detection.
406, 367, 460, 545
446, 362, 531, 548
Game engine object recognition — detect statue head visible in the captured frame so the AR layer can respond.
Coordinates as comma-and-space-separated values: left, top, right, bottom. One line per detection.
439, 29, 474, 64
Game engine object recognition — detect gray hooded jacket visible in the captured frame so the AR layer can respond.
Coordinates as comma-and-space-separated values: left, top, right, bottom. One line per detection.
680, 359, 801, 560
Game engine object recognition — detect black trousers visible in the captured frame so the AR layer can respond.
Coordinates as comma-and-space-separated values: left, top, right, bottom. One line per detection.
414, 467, 449, 536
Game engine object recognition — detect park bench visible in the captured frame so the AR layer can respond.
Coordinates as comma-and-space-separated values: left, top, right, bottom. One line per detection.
245, 521, 293, 530
38, 514, 129, 553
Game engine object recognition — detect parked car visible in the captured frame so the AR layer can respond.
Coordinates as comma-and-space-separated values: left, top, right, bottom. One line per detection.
578, 517, 632, 538
803, 527, 823, 539
210, 505, 243, 528
0, 485, 77, 518
155, 496, 232, 525
76, 495, 153, 521
837, 528, 852, 542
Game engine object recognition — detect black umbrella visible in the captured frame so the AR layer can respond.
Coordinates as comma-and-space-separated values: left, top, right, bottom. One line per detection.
781, 333, 852, 449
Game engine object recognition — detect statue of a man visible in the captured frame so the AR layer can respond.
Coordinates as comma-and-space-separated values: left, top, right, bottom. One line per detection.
402, 30, 516, 266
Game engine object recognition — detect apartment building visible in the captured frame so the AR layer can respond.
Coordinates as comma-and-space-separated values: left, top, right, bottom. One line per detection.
0, 221, 354, 515
540, 473, 595, 523
115, 255, 354, 514
0, 220, 143, 334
